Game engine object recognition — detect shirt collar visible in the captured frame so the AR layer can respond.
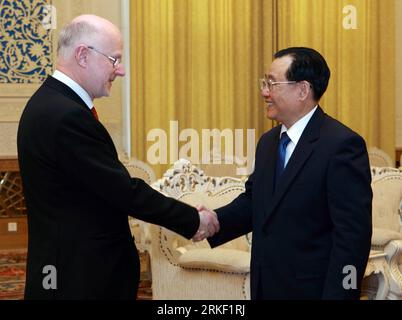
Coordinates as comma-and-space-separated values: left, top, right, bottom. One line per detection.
52, 70, 93, 110
280, 105, 318, 145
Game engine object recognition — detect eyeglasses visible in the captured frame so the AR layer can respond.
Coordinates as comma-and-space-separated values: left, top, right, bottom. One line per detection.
259, 77, 297, 91
87, 46, 121, 67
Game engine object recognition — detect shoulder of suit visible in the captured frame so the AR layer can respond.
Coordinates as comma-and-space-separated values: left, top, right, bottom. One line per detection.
260, 125, 281, 141
322, 113, 362, 139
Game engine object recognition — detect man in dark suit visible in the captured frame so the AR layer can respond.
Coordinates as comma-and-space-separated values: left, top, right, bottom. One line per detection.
202, 47, 372, 299
17, 14, 218, 299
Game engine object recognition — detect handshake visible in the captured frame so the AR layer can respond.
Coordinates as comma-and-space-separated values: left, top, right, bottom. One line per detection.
192, 205, 220, 242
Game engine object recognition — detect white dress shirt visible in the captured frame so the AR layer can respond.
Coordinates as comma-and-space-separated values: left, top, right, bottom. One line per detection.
52, 70, 94, 110
280, 106, 318, 167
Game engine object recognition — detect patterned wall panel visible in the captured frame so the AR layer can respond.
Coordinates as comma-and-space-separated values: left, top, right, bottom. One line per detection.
0, 0, 53, 83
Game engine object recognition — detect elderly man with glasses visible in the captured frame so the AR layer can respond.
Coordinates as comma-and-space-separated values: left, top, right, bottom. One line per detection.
17, 14, 219, 300
200, 47, 372, 300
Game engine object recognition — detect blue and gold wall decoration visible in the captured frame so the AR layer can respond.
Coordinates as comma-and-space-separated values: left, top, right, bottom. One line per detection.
0, 0, 53, 83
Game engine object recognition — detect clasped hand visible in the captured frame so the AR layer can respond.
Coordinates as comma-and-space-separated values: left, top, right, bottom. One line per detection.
192, 204, 220, 242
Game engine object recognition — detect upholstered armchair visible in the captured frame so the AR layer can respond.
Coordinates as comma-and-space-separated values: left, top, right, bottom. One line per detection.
368, 147, 394, 167
368, 169, 402, 299
370, 166, 401, 177
150, 159, 251, 300
123, 157, 156, 184
121, 157, 156, 253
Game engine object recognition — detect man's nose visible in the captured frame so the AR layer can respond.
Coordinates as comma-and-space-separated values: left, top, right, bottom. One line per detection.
115, 63, 126, 77
261, 88, 270, 97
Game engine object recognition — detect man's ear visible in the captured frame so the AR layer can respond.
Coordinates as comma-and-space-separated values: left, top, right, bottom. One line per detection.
299, 81, 311, 101
75, 45, 89, 67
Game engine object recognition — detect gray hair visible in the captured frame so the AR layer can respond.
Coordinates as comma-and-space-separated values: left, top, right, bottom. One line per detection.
57, 21, 100, 59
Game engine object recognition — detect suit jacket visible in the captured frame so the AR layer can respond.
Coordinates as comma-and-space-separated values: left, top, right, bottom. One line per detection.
209, 107, 372, 300
17, 76, 199, 299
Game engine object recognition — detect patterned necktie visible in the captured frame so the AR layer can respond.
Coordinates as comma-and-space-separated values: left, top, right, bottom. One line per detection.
91, 107, 99, 121
275, 132, 291, 190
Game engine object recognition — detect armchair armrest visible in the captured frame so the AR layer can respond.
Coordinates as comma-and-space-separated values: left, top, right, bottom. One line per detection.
384, 239, 402, 299
176, 248, 250, 273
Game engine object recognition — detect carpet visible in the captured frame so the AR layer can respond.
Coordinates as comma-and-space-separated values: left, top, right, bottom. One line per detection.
0, 249, 152, 300
0, 249, 26, 300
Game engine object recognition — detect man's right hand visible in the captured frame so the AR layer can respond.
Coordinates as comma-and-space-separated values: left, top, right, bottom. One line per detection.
192, 205, 220, 241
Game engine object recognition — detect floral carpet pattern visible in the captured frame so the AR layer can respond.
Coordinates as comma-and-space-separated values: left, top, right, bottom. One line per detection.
0, 249, 26, 300
0, 249, 152, 300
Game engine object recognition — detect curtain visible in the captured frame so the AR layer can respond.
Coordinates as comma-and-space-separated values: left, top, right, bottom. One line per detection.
276, 0, 395, 161
130, 0, 395, 177
130, 0, 275, 177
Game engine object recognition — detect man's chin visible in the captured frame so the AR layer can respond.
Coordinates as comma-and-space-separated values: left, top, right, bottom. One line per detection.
265, 107, 276, 120
105, 83, 113, 96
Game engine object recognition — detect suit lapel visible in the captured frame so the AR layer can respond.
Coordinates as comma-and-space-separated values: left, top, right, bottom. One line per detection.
263, 107, 325, 222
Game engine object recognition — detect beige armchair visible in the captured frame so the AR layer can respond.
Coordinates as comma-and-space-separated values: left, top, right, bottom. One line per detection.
123, 157, 156, 184
367, 170, 402, 299
121, 157, 156, 253
150, 159, 251, 300
368, 147, 394, 167
370, 166, 402, 177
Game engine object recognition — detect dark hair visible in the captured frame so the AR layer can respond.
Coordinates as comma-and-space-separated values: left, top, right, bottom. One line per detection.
274, 47, 330, 101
